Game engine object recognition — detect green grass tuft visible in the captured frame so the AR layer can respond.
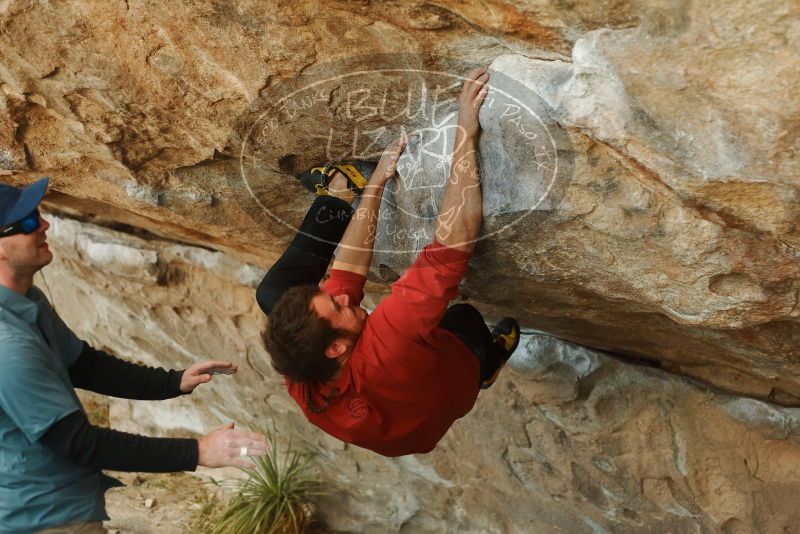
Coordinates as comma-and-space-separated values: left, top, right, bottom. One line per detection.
210, 432, 323, 534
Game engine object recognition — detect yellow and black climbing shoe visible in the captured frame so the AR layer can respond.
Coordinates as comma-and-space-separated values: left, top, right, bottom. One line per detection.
480, 317, 521, 390
297, 161, 376, 196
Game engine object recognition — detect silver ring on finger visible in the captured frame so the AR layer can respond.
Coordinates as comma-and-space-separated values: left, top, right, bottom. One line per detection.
240, 446, 248, 457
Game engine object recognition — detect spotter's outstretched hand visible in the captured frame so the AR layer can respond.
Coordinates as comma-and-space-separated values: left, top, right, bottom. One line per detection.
180, 360, 238, 393
197, 422, 268, 469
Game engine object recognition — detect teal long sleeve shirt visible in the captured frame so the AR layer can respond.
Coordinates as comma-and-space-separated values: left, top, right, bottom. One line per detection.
0, 285, 121, 534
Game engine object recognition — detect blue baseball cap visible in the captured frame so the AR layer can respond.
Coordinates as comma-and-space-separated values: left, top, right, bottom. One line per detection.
0, 177, 49, 227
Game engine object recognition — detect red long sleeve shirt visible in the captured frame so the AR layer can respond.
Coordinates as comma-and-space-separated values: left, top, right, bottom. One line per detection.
286, 241, 480, 457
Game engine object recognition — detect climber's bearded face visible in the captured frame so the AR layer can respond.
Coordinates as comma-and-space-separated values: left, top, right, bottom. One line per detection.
312, 292, 368, 337
311, 291, 369, 361
0, 213, 53, 276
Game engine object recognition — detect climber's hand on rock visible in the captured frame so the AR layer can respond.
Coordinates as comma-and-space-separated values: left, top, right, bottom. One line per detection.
371, 132, 408, 185
197, 422, 268, 469
457, 66, 489, 139
180, 360, 238, 393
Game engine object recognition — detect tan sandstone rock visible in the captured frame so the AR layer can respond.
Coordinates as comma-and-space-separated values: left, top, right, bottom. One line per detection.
2, 0, 798, 402
1, 0, 799, 530
39, 214, 800, 533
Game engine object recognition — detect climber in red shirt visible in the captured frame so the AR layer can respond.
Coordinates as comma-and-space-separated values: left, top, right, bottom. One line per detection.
257, 67, 521, 457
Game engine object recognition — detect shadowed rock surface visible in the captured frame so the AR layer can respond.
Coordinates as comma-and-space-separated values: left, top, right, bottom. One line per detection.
2, 0, 797, 402
40, 215, 800, 533
2, 0, 799, 531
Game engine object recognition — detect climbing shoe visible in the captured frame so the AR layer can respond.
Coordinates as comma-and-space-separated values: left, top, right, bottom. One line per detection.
297, 160, 377, 196
480, 317, 521, 389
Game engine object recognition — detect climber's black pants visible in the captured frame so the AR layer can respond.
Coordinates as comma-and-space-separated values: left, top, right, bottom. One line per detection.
256, 195, 504, 383
439, 303, 506, 384
256, 195, 354, 315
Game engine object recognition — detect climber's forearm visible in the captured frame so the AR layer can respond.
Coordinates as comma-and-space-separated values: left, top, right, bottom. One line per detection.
331, 180, 386, 276
435, 133, 482, 252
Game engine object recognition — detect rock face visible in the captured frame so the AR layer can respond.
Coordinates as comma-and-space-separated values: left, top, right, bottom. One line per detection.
2, 0, 800, 531
2, 0, 798, 403
41, 215, 800, 533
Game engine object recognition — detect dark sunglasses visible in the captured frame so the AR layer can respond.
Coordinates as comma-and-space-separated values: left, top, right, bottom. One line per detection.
0, 209, 41, 238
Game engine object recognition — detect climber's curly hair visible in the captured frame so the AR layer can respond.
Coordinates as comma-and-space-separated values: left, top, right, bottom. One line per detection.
262, 285, 341, 383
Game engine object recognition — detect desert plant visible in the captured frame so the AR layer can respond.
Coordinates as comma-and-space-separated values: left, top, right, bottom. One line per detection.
210, 431, 323, 534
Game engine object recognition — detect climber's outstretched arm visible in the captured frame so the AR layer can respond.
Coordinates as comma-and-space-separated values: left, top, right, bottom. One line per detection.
331, 135, 407, 276
435, 66, 489, 254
